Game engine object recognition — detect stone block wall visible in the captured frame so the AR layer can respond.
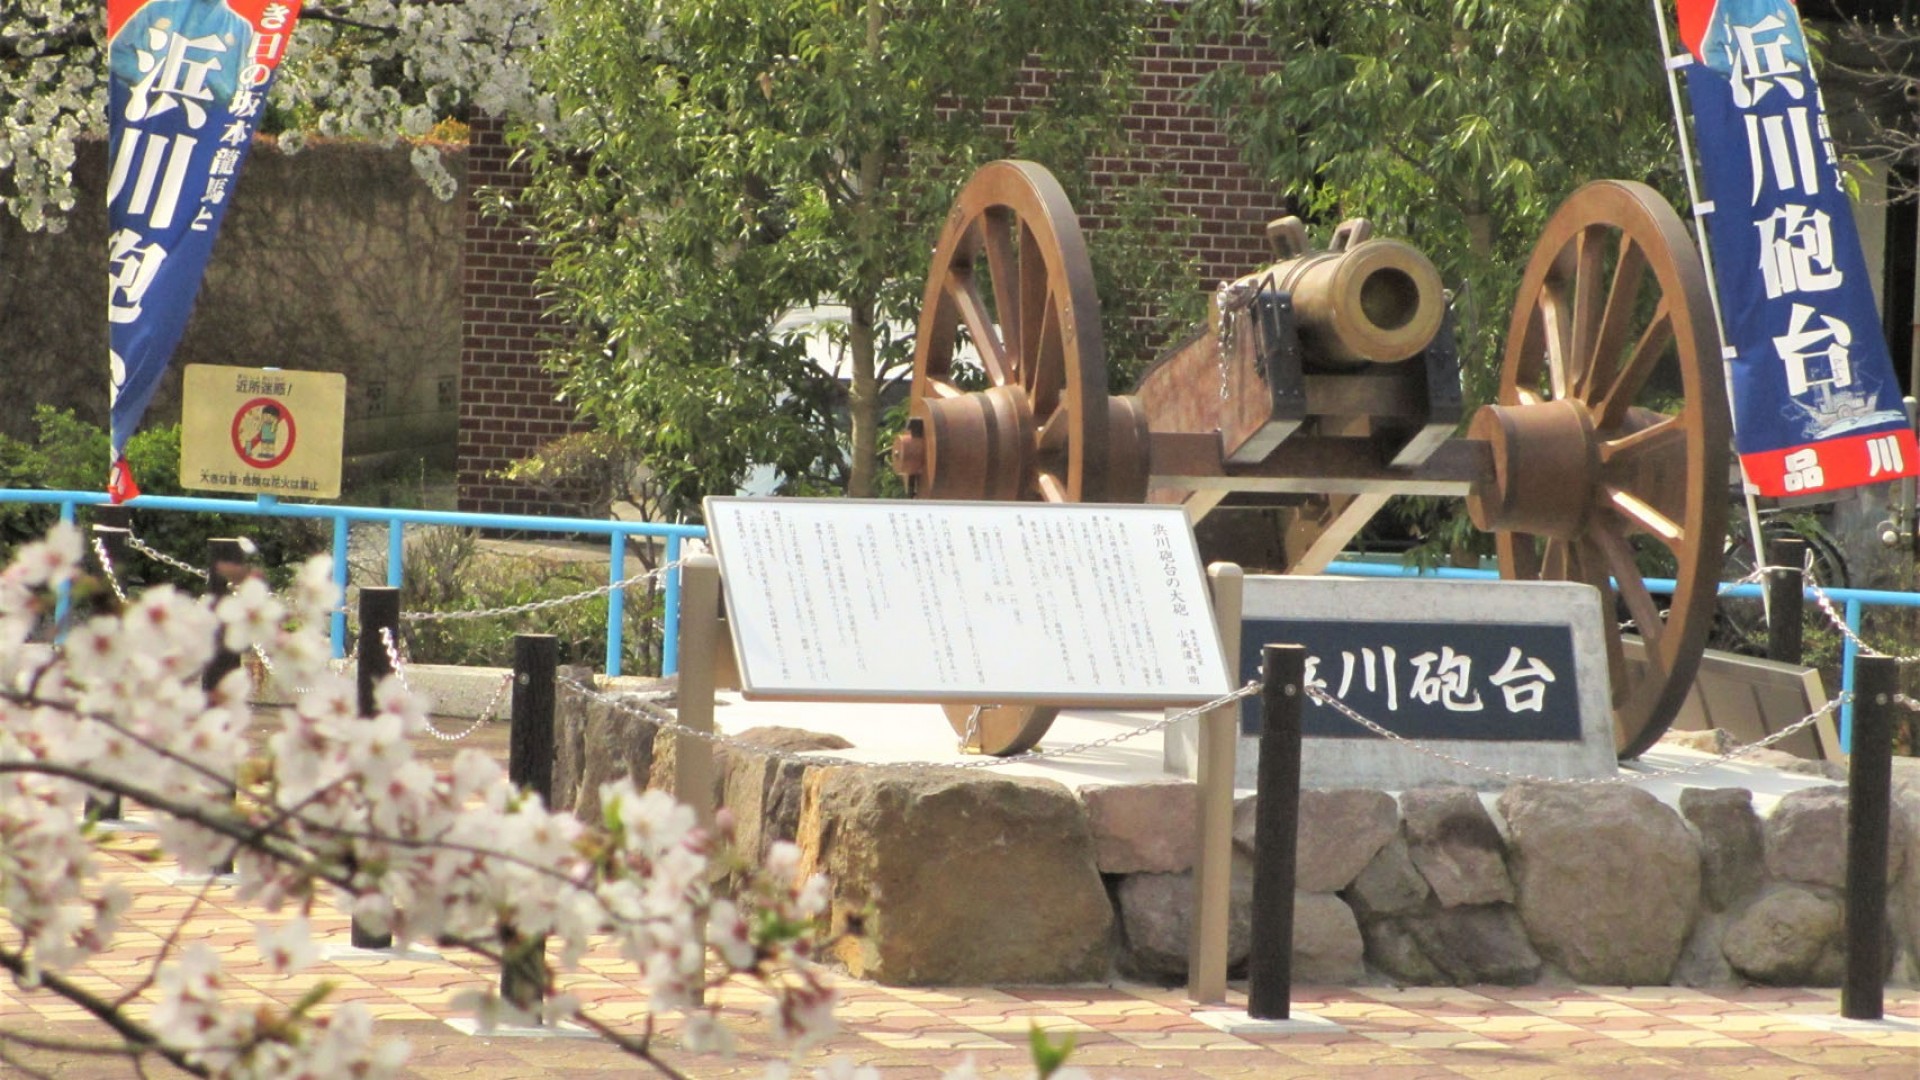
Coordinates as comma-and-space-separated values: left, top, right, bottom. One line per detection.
551, 685, 1920, 989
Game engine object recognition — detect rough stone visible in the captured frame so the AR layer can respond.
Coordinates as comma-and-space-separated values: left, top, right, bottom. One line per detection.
1680, 787, 1766, 912
1722, 884, 1845, 986
1235, 789, 1398, 894
1407, 904, 1542, 986
572, 694, 659, 823
1347, 835, 1432, 919
716, 726, 852, 861
1292, 892, 1366, 984
1115, 862, 1253, 980
1400, 786, 1514, 908
1673, 912, 1737, 988
795, 767, 1112, 985
1898, 790, 1920, 976
1085, 782, 1198, 874
1765, 785, 1910, 889
1661, 728, 1736, 754
1499, 782, 1700, 985
1359, 917, 1448, 985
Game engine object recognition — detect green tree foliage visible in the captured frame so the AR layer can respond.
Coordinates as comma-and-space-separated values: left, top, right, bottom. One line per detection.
1182, 0, 1680, 406
517, 0, 1190, 510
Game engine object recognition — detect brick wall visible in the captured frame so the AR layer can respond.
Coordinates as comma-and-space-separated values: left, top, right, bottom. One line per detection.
455, 113, 586, 516
457, 17, 1276, 514
999, 13, 1281, 287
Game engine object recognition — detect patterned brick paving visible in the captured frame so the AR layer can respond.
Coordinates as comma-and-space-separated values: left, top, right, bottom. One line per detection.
4, 724, 1915, 1078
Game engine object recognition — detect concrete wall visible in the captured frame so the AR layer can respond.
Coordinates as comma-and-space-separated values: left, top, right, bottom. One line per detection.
0, 138, 465, 466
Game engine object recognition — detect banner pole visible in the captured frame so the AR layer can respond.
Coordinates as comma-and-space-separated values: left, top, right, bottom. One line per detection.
1649, 0, 1773, 618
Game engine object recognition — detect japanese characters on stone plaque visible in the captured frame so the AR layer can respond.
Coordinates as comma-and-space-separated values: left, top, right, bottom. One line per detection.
703, 498, 1232, 704
1237, 619, 1581, 742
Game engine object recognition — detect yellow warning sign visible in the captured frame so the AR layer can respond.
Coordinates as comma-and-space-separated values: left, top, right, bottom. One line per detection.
181, 365, 346, 499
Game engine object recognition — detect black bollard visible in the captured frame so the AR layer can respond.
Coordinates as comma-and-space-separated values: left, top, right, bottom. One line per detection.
202, 540, 251, 876
502, 634, 558, 1014
201, 539, 248, 695
1766, 536, 1805, 665
1842, 656, 1896, 1021
355, 587, 400, 718
1247, 644, 1305, 1021
351, 587, 401, 949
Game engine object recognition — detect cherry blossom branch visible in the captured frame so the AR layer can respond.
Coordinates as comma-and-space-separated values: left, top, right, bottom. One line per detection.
0, 945, 204, 1078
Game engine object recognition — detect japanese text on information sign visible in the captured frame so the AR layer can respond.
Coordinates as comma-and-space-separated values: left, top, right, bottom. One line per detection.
704, 498, 1233, 704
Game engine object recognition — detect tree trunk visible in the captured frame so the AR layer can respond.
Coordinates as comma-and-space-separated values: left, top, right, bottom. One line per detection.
847, 292, 880, 497
846, 0, 889, 498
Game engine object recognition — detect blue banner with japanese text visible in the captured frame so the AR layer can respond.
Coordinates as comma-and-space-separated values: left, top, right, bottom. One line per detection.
1676, 0, 1917, 497
106, 0, 303, 500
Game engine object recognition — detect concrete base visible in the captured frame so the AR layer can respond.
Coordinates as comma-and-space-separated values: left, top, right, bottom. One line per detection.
1194, 1008, 1347, 1036
318, 943, 446, 964
444, 1018, 596, 1039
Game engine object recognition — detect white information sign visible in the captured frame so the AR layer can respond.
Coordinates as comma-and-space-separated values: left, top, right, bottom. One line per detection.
704, 498, 1233, 704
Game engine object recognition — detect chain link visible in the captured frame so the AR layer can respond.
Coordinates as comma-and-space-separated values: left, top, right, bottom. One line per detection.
90, 533, 129, 605
400, 560, 681, 623
372, 625, 507, 739
1213, 280, 1257, 402
1801, 575, 1920, 664
1896, 693, 1918, 714
423, 673, 512, 742
558, 676, 1265, 771
125, 530, 211, 581
1306, 685, 1846, 786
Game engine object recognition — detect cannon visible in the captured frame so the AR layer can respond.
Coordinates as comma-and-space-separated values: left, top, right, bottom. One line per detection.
891, 161, 1731, 759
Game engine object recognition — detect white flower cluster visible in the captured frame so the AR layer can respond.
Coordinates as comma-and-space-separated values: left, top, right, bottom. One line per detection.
1, 0, 556, 232
0, 523, 837, 1077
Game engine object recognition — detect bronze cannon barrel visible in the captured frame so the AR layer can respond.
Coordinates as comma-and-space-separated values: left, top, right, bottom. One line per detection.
1235, 216, 1447, 365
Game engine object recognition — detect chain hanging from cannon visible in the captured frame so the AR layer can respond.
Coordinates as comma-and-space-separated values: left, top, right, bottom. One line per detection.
891, 161, 1730, 759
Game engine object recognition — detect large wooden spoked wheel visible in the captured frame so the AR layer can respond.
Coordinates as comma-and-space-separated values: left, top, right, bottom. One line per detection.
891, 161, 1148, 756
894, 160, 1149, 507
1466, 180, 1730, 759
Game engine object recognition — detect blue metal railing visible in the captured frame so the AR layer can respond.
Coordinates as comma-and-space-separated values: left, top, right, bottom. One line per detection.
0, 490, 706, 677
1326, 558, 1919, 749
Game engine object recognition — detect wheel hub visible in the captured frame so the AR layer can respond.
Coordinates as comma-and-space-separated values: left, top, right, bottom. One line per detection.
1465, 399, 1600, 539
893, 386, 1036, 501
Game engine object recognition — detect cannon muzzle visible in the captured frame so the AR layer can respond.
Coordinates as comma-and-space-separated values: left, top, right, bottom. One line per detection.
1237, 216, 1447, 364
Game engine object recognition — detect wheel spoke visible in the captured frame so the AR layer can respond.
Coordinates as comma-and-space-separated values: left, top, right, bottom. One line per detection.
1569, 225, 1608, 388
1594, 523, 1668, 654
1599, 414, 1684, 468
1571, 538, 1632, 708
1020, 224, 1048, 382
1037, 472, 1068, 503
925, 376, 966, 400
1541, 288, 1573, 400
1037, 402, 1071, 453
947, 272, 1009, 386
1594, 300, 1672, 428
1604, 485, 1685, 552
984, 210, 1021, 379
1541, 538, 1569, 580
1577, 234, 1649, 404
1029, 298, 1063, 413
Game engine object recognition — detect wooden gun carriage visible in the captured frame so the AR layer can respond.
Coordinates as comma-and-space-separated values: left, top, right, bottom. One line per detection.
890, 161, 1731, 758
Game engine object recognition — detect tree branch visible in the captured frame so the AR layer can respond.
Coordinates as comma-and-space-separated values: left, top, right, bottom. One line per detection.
0, 945, 205, 1078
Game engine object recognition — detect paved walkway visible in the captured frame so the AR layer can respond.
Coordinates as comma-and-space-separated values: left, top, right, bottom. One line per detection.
4, 815, 1914, 1079
4, 725, 1916, 1078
